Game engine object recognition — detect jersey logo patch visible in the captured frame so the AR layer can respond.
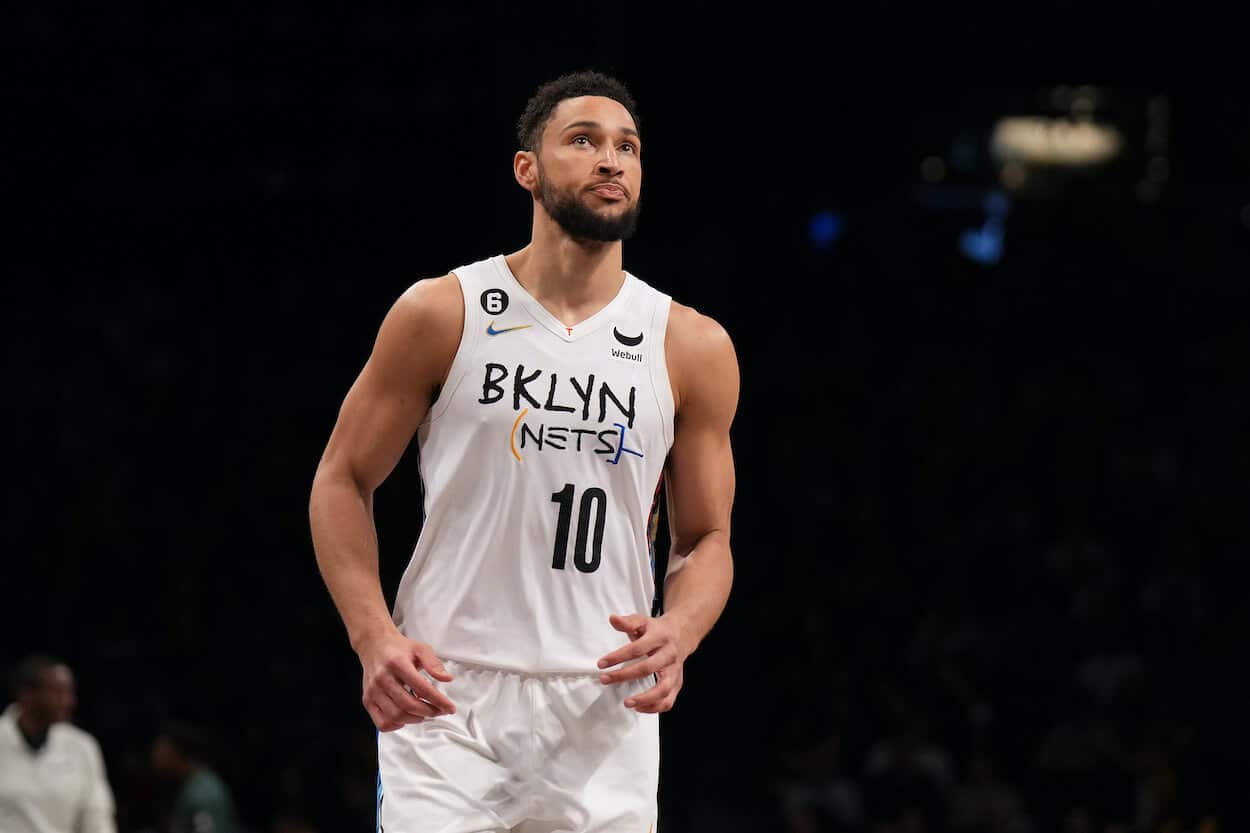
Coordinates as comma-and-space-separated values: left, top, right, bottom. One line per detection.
480, 289, 509, 314
486, 321, 532, 336
613, 327, 644, 347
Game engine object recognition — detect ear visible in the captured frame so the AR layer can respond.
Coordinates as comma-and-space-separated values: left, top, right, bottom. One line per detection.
514, 150, 539, 194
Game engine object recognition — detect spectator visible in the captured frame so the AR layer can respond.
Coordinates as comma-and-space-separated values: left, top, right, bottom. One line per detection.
949, 751, 1031, 833
778, 722, 864, 833
862, 706, 954, 833
150, 723, 238, 833
0, 654, 117, 833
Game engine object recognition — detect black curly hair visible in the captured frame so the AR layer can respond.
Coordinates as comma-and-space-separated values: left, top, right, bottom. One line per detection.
516, 70, 639, 152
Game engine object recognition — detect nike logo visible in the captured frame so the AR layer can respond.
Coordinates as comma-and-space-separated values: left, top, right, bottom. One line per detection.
486, 321, 532, 336
613, 327, 643, 347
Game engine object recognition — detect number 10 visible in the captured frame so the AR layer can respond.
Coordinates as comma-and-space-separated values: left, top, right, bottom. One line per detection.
550, 484, 606, 573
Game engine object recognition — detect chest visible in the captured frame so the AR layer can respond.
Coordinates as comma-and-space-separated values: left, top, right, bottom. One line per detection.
438, 326, 667, 476
466, 321, 659, 424
0, 741, 87, 807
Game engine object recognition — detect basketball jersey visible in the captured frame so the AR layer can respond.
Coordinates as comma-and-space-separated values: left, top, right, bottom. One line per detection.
391, 254, 675, 674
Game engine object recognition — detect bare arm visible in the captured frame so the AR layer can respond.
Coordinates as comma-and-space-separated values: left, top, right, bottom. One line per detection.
596, 302, 739, 712
308, 274, 463, 728
658, 303, 738, 658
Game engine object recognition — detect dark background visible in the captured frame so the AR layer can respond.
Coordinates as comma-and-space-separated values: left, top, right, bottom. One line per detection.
5, 4, 1248, 832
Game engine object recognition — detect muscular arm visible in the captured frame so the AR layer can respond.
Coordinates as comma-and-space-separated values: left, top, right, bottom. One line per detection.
596, 302, 739, 712
309, 276, 460, 646
308, 275, 463, 727
659, 302, 739, 658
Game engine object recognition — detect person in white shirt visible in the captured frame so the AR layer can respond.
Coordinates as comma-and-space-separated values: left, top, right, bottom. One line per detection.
0, 655, 117, 833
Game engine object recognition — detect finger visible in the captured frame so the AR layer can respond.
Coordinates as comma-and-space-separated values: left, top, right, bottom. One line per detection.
608, 613, 648, 637
388, 661, 457, 714
629, 672, 682, 712
600, 648, 674, 685
629, 666, 683, 712
413, 645, 454, 682
380, 677, 442, 719
405, 674, 456, 715
376, 672, 442, 718
633, 695, 677, 714
624, 675, 677, 711
598, 631, 665, 671
364, 696, 405, 733
373, 687, 424, 727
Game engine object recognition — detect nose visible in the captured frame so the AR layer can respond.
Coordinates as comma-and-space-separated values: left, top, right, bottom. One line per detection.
596, 146, 623, 176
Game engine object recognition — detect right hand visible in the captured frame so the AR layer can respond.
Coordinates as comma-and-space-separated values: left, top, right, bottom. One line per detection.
356, 627, 456, 732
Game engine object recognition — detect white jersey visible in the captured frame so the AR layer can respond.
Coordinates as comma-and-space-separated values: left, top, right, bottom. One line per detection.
391, 254, 675, 674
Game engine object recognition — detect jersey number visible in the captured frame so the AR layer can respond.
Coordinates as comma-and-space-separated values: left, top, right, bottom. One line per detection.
550, 484, 606, 573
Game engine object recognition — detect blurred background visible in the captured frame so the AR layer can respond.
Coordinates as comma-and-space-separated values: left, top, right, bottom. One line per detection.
5, 4, 1248, 833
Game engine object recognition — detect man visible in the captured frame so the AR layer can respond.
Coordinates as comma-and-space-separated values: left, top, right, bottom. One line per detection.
150, 723, 237, 833
310, 70, 738, 831
0, 655, 117, 833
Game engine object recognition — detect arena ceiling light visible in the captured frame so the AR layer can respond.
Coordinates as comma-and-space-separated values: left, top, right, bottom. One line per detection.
989, 115, 1123, 168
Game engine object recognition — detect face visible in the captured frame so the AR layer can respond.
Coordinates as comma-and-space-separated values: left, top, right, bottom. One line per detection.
526, 95, 642, 242
150, 736, 179, 773
20, 664, 77, 725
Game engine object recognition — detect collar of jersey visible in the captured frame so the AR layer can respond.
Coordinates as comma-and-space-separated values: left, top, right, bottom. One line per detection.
490, 254, 636, 343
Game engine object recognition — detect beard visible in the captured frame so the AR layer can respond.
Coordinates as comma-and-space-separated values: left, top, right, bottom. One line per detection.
537, 173, 641, 243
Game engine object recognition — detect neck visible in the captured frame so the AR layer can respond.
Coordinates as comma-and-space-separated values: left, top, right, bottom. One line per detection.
16, 710, 50, 741
507, 216, 625, 325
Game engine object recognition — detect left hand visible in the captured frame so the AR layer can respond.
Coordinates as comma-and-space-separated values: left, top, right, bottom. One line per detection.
597, 613, 687, 713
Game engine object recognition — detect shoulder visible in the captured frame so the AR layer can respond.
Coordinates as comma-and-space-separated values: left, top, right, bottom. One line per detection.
369, 273, 464, 364
186, 769, 231, 801
388, 274, 464, 333
51, 722, 105, 757
666, 301, 735, 357
665, 301, 739, 417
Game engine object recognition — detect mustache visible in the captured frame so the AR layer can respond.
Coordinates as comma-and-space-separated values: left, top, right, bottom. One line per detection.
538, 179, 641, 242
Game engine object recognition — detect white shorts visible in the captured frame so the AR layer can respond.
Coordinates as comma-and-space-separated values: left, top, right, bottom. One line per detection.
377, 659, 659, 833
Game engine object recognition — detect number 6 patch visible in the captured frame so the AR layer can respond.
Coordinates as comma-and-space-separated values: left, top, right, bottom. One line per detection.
480, 289, 509, 315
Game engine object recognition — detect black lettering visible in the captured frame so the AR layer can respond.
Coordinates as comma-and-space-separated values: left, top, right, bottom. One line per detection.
570, 428, 597, 451
514, 365, 542, 411
574, 488, 607, 573
569, 375, 595, 421
599, 382, 637, 428
595, 429, 617, 455
519, 422, 544, 450
550, 484, 574, 570
479, 363, 507, 404
545, 426, 568, 450
544, 374, 577, 414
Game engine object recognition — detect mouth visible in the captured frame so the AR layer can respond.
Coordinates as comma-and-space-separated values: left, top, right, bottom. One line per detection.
588, 183, 627, 201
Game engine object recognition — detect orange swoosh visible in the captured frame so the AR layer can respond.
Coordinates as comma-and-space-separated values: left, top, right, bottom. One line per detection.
510, 408, 528, 461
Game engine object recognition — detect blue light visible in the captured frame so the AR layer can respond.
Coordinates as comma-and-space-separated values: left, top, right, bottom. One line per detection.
808, 210, 844, 249
959, 220, 1004, 265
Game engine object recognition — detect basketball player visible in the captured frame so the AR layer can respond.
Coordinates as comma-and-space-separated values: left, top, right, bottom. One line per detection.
309, 70, 738, 832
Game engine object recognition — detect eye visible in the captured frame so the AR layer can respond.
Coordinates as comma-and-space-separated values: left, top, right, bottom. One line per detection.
573, 135, 592, 146
620, 142, 636, 153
